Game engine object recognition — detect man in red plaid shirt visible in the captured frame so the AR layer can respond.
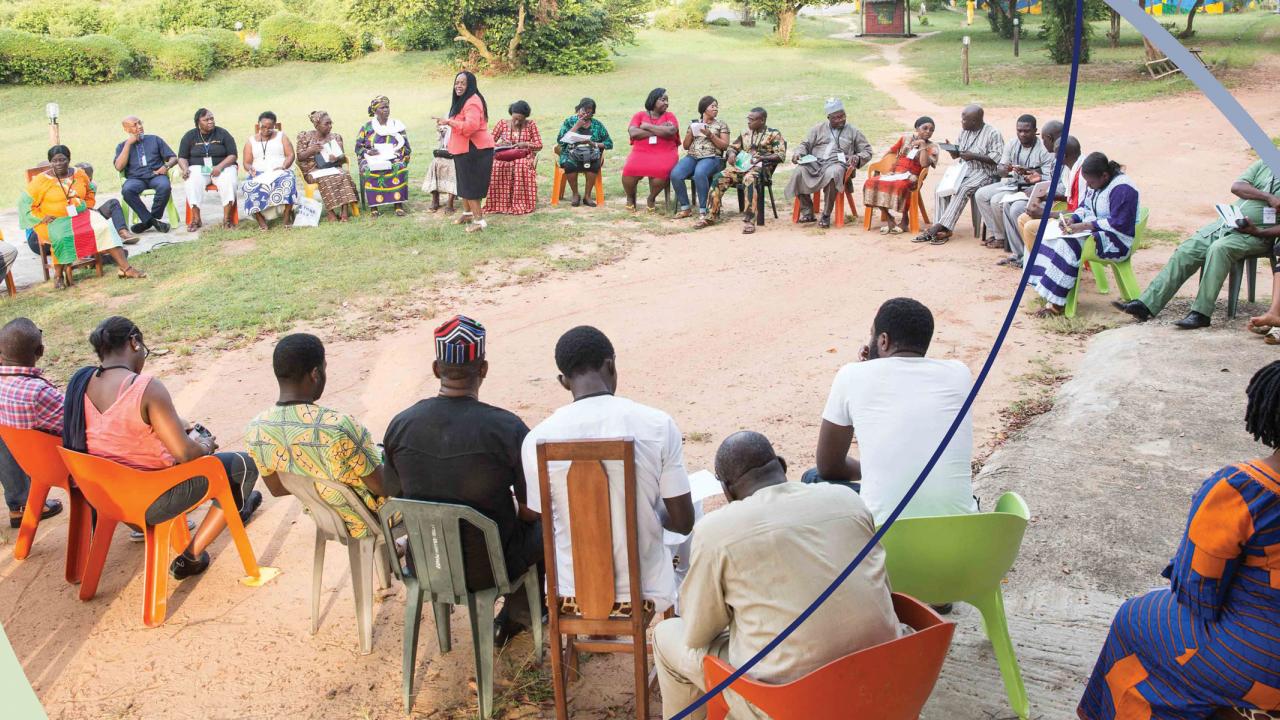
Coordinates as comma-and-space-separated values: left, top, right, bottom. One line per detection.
0, 318, 64, 528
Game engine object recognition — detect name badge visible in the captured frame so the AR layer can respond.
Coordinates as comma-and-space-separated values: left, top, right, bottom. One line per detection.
1265, 208, 1277, 226
66, 203, 79, 217
648, 136, 658, 145
837, 152, 847, 164
203, 156, 213, 169
906, 148, 919, 160
139, 153, 147, 165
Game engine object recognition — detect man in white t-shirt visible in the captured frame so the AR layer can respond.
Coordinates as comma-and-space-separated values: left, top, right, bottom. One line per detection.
522, 326, 695, 614
807, 297, 978, 528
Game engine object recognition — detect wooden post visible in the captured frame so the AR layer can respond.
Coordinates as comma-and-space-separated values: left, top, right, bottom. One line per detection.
1013, 17, 1020, 56
962, 35, 970, 85
48, 121, 59, 146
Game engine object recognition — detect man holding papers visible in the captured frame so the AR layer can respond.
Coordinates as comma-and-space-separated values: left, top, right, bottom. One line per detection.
973, 114, 1055, 252
1116, 159, 1280, 329
653, 431, 897, 720
787, 98, 872, 229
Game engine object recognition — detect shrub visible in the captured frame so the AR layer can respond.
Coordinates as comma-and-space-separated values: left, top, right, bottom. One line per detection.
0, 29, 132, 84
190, 26, 255, 68
152, 0, 282, 33
709, 17, 730, 26
151, 35, 218, 80
10, 0, 109, 36
259, 12, 361, 62
384, 15, 454, 51
523, 0, 620, 74
653, 0, 712, 30
109, 26, 165, 76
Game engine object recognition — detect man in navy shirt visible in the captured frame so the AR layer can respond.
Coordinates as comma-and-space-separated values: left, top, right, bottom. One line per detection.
113, 116, 178, 234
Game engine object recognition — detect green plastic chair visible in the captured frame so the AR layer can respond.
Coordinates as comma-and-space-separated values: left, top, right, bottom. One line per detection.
378, 498, 543, 718
879, 491, 1031, 720
119, 168, 180, 229
1063, 206, 1149, 318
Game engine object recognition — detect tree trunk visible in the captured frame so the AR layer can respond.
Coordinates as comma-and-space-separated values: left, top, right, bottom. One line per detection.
1136, 0, 1161, 60
1107, 9, 1120, 47
741, 0, 755, 25
777, 8, 796, 43
454, 23, 496, 66
507, 1, 527, 65
1180, 0, 1204, 38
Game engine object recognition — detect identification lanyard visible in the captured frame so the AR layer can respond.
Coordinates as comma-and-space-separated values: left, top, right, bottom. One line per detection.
747, 130, 764, 152
1013, 144, 1031, 168
135, 138, 147, 166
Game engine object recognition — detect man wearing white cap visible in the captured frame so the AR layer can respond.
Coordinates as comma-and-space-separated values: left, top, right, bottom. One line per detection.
787, 98, 872, 228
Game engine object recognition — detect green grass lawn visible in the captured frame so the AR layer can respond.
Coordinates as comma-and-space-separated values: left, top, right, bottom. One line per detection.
902, 8, 1280, 108
2, 21, 899, 379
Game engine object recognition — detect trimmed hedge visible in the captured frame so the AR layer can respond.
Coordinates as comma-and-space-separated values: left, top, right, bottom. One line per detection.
190, 26, 256, 68
11, 1, 109, 37
259, 12, 361, 62
152, 35, 218, 80
0, 29, 132, 84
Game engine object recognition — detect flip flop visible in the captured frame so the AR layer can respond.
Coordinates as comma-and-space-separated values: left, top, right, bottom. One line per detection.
8, 499, 62, 528
889, 226, 904, 235
1033, 306, 1064, 318
1267, 330, 1280, 345
928, 234, 951, 245
1248, 323, 1272, 335
880, 226, 891, 235
911, 231, 934, 243
742, 223, 756, 235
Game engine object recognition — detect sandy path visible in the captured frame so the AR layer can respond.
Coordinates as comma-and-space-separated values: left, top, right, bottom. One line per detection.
3, 33, 1279, 720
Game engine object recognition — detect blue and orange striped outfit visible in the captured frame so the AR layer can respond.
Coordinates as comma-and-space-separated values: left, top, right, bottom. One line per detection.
1079, 462, 1280, 719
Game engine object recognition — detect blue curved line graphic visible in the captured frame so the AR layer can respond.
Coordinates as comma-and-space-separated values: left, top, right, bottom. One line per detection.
1104, 0, 1279, 176
671, 3, 1088, 716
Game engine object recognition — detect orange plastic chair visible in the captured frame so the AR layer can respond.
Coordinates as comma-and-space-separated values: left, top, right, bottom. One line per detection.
790, 166, 859, 228
183, 181, 239, 226
550, 163, 605, 206
0, 426, 91, 582
702, 593, 955, 720
57, 449, 270, 627
863, 156, 931, 235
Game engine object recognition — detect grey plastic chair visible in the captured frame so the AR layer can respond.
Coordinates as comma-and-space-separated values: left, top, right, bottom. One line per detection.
277, 472, 392, 655
377, 498, 543, 718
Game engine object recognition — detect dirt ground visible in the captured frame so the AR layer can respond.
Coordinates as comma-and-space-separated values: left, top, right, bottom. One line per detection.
2, 34, 1279, 720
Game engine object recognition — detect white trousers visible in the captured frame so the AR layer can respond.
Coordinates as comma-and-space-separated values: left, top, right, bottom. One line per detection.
184, 169, 237, 208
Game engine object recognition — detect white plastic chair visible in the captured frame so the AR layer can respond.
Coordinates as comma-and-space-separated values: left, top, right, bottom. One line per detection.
277, 472, 392, 655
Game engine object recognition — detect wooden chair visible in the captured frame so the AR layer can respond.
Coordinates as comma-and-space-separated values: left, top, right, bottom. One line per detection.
702, 593, 955, 720
862, 154, 931, 234
24, 166, 103, 282
0, 426, 91, 582
4, 271, 14, 297
535, 438, 669, 720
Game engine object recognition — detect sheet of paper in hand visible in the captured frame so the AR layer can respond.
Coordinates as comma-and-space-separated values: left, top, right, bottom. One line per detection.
999, 191, 1030, 205
1215, 203, 1246, 227
690, 122, 706, 136
560, 131, 592, 144
1043, 219, 1092, 241
938, 143, 960, 154
796, 154, 818, 165
662, 470, 723, 547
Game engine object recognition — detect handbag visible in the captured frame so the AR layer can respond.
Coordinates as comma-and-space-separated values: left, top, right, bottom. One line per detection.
568, 143, 602, 169
432, 148, 454, 159
494, 146, 532, 162
935, 162, 965, 197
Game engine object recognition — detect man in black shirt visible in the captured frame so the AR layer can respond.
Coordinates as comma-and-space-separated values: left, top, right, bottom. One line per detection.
177, 108, 239, 232
383, 315, 544, 646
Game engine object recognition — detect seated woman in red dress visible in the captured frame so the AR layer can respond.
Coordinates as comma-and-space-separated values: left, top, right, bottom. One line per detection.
863, 116, 939, 235
487, 100, 542, 216
621, 87, 679, 213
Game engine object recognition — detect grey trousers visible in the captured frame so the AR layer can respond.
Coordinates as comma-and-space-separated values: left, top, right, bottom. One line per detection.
0, 436, 31, 510
1004, 199, 1030, 257
974, 182, 1019, 241
935, 173, 996, 232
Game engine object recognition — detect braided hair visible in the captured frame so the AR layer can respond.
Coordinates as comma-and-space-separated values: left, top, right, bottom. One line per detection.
1246, 361, 1280, 448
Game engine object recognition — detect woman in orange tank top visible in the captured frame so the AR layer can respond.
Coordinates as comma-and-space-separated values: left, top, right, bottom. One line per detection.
81, 317, 262, 580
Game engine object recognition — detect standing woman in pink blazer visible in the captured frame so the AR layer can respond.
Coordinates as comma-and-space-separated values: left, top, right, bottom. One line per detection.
437, 71, 495, 233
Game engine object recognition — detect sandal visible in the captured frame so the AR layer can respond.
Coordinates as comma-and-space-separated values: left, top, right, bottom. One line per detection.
911, 231, 934, 243
929, 232, 952, 246
571, 196, 582, 208
394, 207, 406, 217
880, 225, 891, 235
465, 219, 487, 233
1248, 323, 1272, 335
118, 267, 147, 279
797, 214, 816, 224
1267, 330, 1280, 346
693, 216, 711, 229
454, 213, 474, 225
370, 208, 381, 218
625, 203, 637, 213
1034, 305, 1064, 318
889, 226, 904, 235
186, 222, 200, 233
742, 223, 756, 235
8, 499, 62, 528
674, 209, 692, 219
817, 215, 831, 229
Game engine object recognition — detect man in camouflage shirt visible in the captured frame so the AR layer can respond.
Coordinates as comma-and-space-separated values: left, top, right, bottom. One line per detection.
707, 107, 786, 234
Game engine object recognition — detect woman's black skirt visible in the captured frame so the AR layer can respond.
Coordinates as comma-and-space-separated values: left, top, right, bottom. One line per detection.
454, 145, 495, 200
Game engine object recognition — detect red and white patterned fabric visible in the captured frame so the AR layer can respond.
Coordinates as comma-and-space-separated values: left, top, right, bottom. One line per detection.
486, 119, 542, 215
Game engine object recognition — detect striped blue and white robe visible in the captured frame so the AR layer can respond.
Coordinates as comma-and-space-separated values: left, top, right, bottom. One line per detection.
1029, 173, 1139, 307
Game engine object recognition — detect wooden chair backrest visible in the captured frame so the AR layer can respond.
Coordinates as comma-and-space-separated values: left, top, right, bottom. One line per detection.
536, 438, 641, 621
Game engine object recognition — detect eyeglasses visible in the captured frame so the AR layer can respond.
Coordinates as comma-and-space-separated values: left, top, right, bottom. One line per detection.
131, 334, 151, 360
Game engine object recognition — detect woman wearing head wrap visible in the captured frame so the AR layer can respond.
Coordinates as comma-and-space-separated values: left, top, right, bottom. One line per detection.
436, 71, 494, 232
19, 145, 145, 288
621, 87, 679, 212
862, 116, 939, 235
355, 95, 411, 217
176, 108, 238, 231
486, 100, 542, 216
296, 110, 359, 223
555, 97, 613, 208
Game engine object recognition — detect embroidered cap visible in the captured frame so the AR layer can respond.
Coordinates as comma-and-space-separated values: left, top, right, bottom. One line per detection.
434, 315, 485, 365
824, 98, 845, 115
